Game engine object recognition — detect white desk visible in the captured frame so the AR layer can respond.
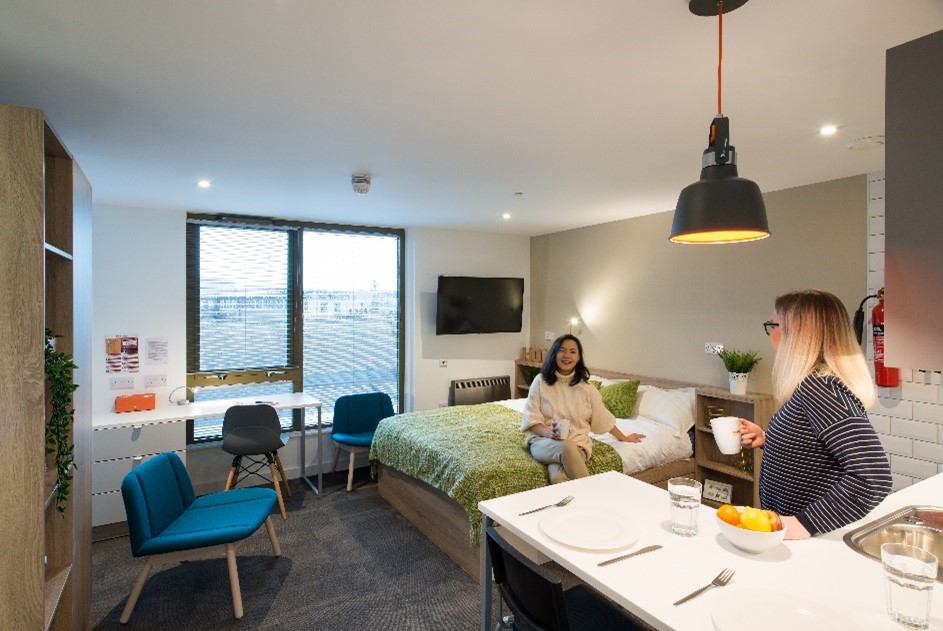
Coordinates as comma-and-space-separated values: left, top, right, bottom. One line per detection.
92, 393, 323, 525
479, 471, 943, 631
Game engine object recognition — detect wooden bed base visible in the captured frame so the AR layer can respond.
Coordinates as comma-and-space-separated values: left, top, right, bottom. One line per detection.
377, 457, 695, 582
376, 369, 700, 582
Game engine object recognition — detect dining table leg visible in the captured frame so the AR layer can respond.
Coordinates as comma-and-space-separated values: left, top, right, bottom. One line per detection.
480, 514, 494, 631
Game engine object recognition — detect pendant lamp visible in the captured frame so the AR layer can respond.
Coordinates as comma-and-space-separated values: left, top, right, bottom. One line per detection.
670, 0, 770, 244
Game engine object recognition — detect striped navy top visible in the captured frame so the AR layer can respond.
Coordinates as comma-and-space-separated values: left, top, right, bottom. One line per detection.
758, 374, 892, 535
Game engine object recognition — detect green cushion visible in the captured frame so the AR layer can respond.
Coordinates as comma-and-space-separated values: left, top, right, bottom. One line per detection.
599, 380, 640, 417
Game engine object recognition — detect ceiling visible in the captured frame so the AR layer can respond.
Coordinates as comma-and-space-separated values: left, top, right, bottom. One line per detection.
2, 1, 943, 237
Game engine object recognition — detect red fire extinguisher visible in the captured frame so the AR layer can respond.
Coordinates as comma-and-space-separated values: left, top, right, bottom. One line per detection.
872, 287, 900, 387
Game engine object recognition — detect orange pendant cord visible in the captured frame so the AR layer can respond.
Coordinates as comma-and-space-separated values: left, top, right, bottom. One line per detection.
717, 0, 723, 115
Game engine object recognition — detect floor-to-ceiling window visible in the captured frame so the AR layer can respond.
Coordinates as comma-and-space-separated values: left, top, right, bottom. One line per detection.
185, 216, 403, 442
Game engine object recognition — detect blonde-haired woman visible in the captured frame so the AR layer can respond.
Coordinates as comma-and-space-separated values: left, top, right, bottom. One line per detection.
739, 290, 892, 540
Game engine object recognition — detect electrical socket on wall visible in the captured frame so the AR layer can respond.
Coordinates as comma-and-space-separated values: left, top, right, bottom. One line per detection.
144, 374, 167, 387
110, 376, 135, 390
439, 359, 448, 368
544, 331, 555, 341
705, 342, 724, 355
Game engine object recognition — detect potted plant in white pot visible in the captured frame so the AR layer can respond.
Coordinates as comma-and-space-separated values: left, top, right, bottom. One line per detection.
717, 348, 761, 395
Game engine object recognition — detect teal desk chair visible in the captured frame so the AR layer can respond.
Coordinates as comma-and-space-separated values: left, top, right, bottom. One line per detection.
331, 392, 394, 491
119, 451, 281, 623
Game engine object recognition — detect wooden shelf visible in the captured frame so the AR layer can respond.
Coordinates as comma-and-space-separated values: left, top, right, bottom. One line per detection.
44, 242, 73, 260
698, 459, 754, 482
43, 565, 71, 631
693, 388, 774, 509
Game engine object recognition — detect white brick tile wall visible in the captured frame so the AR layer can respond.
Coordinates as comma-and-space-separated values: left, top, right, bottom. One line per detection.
890, 454, 938, 479
869, 413, 891, 434
872, 396, 913, 418
890, 472, 912, 492
890, 418, 939, 442
913, 440, 943, 465
868, 171, 941, 482
900, 381, 940, 403
915, 402, 943, 424
891, 474, 914, 491
879, 433, 913, 457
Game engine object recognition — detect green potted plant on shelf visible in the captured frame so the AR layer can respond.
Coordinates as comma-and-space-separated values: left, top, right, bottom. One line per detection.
716, 348, 761, 395
45, 329, 77, 513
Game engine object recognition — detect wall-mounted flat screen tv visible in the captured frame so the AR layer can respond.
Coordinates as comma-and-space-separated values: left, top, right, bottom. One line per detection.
436, 276, 524, 335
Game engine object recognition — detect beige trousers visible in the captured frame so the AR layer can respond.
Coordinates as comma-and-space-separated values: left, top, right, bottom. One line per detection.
528, 437, 589, 484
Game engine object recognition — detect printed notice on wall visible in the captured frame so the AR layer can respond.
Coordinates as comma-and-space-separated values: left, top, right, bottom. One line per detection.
145, 337, 169, 366
105, 335, 140, 373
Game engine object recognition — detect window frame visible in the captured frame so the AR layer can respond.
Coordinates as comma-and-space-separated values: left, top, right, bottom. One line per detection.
185, 214, 405, 443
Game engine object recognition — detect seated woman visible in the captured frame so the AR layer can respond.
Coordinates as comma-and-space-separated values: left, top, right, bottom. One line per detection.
739, 289, 893, 539
521, 334, 644, 484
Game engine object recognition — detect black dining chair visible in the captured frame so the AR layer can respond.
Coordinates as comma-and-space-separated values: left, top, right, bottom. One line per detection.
222, 403, 290, 520
485, 525, 645, 631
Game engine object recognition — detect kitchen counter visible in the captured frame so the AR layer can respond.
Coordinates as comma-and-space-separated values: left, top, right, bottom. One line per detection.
479, 470, 943, 630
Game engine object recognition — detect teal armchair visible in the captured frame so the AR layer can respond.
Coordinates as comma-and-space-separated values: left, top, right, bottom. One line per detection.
119, 451, 281, 623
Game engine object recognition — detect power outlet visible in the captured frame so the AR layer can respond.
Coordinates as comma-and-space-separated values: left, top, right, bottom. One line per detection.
544, 331, 555, 341
144, 374, 167, 388
439, 359, 448, 368
110, 376, 135, 390
705, 342, 724, 355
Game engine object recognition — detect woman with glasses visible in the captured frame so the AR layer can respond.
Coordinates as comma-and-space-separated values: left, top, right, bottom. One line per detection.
739, 290, 892, 539
521, 334, 645, 484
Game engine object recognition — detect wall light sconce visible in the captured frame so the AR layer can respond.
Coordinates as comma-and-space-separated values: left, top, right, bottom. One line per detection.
569, 317, 581, 334
168, 385, 200, 406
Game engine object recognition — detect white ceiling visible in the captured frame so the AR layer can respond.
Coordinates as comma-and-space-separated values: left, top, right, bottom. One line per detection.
2, 1, 943, 237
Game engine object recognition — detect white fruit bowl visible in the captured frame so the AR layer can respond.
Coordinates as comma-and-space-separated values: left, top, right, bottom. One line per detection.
716, 510, 786, 554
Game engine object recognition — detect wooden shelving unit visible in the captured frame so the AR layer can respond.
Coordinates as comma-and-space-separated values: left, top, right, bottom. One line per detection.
0, 103, 92, 630
513, 360, 543, 398
692, 387, 775, 509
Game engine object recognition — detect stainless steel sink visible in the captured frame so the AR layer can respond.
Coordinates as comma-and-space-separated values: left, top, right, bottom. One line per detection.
844, 505, 943, 582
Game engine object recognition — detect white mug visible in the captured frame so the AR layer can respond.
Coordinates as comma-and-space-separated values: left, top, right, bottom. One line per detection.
554, 418, 570, 440
710, 416, 742, 455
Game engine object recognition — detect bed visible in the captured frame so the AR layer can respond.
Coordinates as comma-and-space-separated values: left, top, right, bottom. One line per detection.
369, 369, 698, 580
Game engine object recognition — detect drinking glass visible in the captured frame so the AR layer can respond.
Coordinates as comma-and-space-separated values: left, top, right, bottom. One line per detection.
882, 542, 937, 630
668, 477, 701, 537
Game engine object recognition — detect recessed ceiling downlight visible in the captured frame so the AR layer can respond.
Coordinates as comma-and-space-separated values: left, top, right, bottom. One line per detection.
197, 179, 211, 189
820, 125, 837, 136
846, 136, 885, 150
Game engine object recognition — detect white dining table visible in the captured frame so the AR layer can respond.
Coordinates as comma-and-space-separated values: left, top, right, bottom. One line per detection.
478, 470, 943, 631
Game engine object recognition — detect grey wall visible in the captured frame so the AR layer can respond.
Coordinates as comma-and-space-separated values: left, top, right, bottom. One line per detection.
529, 175, 868, 394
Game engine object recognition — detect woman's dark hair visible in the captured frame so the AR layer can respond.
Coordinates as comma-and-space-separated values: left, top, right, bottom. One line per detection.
540, 334, 590, 386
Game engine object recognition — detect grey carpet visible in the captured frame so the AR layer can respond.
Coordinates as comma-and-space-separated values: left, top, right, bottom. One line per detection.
90, 470, 483, 630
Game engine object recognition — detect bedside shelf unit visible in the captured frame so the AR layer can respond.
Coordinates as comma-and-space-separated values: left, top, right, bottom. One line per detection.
693, 387, 775, 510
513, 360, 543, 398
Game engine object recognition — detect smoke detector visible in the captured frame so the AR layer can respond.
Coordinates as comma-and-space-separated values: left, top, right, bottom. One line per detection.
352, 173, 371, 194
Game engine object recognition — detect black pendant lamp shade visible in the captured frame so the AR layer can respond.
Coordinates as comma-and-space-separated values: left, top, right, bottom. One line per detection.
671, 116, 769, 243
669, 0, 770, 244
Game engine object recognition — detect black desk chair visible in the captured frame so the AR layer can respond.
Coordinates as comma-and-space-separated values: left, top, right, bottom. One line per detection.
222, 403, 290, 520
485, 525, 644, 631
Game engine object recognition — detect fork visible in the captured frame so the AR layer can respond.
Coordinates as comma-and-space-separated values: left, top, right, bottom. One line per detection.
672, 568, 734, 606
518, 495, 574, 516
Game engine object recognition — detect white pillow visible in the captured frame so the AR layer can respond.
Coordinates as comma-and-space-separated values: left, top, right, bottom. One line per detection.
589, 375, 631, 387
636, 387, 696, 437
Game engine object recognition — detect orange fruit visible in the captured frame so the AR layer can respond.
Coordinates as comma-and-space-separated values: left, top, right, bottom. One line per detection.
716, 504, 741, 526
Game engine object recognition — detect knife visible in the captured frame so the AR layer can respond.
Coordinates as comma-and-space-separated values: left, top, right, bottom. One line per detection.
597, 544, 663, 567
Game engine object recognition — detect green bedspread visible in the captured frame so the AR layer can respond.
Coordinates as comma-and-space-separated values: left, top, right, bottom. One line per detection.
369, 402, 623, 544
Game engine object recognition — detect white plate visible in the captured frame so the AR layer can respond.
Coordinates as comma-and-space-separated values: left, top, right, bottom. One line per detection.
538, 508, 638, 552
711, 588, 846, 631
